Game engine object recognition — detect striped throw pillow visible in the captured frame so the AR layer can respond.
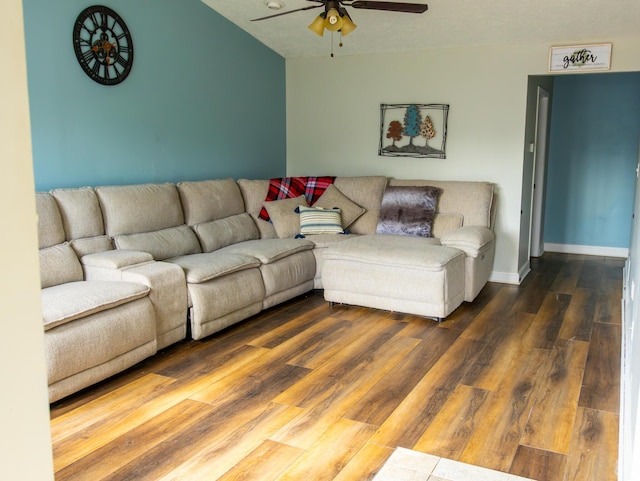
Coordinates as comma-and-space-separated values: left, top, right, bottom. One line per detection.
299, 206, 343, 235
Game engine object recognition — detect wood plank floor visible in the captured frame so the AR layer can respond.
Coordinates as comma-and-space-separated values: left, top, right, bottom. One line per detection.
50, 253, 622, 481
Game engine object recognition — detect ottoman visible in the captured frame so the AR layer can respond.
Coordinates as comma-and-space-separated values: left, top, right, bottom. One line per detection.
322, 234, 466, 321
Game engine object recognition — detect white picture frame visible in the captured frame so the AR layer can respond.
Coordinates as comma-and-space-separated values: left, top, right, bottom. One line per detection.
549, 43, 612, 72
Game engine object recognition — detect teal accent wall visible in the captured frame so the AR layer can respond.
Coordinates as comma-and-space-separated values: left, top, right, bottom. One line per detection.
23, 0, 286, 191
544, 72, 640, 248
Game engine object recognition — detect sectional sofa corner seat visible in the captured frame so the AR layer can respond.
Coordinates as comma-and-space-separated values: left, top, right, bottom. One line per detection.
37, 176, 494, 403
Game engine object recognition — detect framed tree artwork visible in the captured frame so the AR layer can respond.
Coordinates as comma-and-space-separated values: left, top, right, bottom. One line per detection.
379, 103, 449, 158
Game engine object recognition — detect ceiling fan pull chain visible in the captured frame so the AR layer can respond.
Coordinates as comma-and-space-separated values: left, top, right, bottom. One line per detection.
331, 31, 334, 57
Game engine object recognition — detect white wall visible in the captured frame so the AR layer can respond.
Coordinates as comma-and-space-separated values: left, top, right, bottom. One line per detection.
0, 1, 54, 479
286, 38, 640, 280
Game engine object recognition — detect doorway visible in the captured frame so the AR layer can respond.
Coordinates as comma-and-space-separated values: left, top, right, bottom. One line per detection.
529, 87, 550, 258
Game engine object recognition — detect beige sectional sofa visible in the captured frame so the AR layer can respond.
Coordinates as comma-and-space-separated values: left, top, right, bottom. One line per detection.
37, 176, 495, 402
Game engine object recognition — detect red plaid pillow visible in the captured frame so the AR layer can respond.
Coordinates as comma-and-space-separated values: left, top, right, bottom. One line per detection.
258, 177, 306, 221
304, 176, 336, 205
259, 176, 336, 221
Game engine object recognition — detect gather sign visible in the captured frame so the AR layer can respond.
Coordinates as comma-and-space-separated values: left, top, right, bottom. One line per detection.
549, 43, 612, 72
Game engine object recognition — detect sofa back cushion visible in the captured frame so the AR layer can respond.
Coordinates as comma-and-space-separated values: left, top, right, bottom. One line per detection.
192, 213, 259, 252
36, 193, 65, 249
178, 179, 260, 251
177, 178, 245, 225
389, 179, 494, 229
237, 179, 278, 239
114, 225, 201, 261
39, 243, 83, 288
51, 187, 113, 257
36, 193, 84, 288
96, 183, 185, 236
51, 187, 104, 239
70, 236, 114, 258
432, 214, 464, 238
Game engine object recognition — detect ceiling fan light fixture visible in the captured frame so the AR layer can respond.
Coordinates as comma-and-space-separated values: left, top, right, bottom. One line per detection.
340, 12, 357, 36
324, 8, 343, 31
308, 14, 326, 36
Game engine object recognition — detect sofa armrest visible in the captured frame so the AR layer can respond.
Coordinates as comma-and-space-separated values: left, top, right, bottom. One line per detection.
81, 249, 154, 269
121, 262, 188, 349
81, 251, 187, 348
440, 226, 494, 257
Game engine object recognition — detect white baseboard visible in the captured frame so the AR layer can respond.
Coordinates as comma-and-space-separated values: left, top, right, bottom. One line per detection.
487, 244, 627, 286
489, 271, 520, 285
545, 243, 629, 258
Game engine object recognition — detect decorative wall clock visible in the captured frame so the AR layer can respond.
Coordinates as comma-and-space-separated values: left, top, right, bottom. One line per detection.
72, 5, 134, 85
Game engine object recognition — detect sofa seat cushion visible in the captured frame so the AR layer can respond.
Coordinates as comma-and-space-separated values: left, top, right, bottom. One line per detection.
45, 297, 155, 390
323, 234, 449, 270
219, 238, 314, 264
302, 233, 360, 249
42, 281, 151, 331
167, 252, 261, 284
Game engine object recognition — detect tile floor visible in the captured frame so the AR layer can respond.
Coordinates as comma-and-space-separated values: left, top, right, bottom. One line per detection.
372, 448, 537, 481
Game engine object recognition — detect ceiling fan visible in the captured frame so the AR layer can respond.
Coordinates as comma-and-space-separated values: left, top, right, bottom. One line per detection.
251, 1, 428, 37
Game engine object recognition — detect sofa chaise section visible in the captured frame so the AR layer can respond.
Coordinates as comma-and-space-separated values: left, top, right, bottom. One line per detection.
322, 235, 466, 319
321, 179, 495, 319
388, 179, 495, 302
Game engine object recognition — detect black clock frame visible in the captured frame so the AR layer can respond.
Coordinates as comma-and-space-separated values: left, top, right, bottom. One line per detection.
73, 5, 134, 86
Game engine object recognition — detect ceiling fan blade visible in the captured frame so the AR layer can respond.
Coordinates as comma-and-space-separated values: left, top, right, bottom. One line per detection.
251, 4, 323, 21
349, 1, 428, 14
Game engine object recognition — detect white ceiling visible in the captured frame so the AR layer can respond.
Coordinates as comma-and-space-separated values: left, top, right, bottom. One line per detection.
201, 0, 640, 59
